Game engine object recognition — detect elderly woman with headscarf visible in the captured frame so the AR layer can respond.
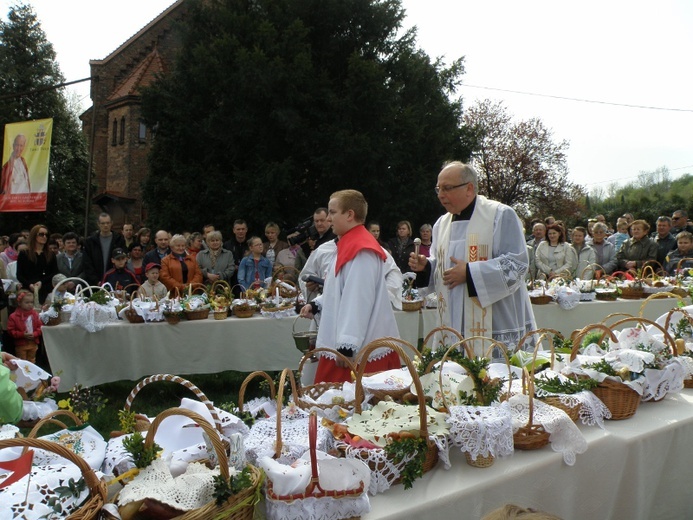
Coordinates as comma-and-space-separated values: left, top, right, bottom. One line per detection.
160, 234, 203, 292
196, 230, 235, 284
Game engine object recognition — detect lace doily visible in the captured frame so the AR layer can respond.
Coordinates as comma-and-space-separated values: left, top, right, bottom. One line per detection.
296, 381, 362, 422
0, 425, 19, 441
537, 390, 612, 428
507, 393, 587, 466
260, 307, 297, 319
21, 398, 58, 421
116, 458, 225, 511
244, 406, 334, 465
446, 403, 514, 460
10, 360, 52, 393
641, 363, 685, 401
0, 464, 101, 520
264, 494, 370, 520
69, 300, 119, 332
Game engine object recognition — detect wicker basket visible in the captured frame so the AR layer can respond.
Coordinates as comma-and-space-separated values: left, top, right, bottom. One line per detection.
513, 368, 551, 450
0, 436, 107, 519
595, 289, 618, 301
530, 294, 553, 305
269, 266, 301, 299
348, 341, 439, 484
139, 407, 262, 520
619, 286, 645, 299
464, 451, 495, 468
422, 325, 464, 354
295, 348, 357, 413
356, 337, 422, 403
26, 409, 83, 437
401, 299, 424, 312
185, 307, 210, 320
233, 304, 256, 318
571, 323, 639, 419
46, 313, 62, 326
124, 289, 146, 324
164, 311, 182, 324
213, 309, 229, 320
638, 291, 683, 317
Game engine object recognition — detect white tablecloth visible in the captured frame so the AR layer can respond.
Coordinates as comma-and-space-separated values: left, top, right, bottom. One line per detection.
365, 391, 693, 520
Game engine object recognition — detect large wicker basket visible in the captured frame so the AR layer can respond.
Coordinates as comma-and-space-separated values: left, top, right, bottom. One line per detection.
0, 437, 107, 519
571, 323, 639, 420
295, 348, 357, 413
401, 299, 424, 312
139, 407, 262, 520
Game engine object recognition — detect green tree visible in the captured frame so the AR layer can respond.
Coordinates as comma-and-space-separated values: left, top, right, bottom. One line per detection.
463, 99, 584, 223
141, 0, 474, 234
0, 3, 89, 233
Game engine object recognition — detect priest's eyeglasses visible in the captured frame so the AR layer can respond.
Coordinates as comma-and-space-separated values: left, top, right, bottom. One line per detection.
434, 182, 469, 194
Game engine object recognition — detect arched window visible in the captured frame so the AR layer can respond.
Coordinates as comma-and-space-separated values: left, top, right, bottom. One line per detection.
120, 116, 126, 145
111, 119, 117, 146
138, 120, 147, 141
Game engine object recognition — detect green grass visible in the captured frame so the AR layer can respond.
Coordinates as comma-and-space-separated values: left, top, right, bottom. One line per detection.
24, 370, 275, 438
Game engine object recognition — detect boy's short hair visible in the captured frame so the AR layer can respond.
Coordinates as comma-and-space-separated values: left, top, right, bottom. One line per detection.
330, 189, 368, 223
676, 231, 693, 242
62, 231, 79, 242
52, 273, 67, 287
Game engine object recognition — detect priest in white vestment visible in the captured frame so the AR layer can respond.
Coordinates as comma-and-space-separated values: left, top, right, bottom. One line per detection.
410, 161, 536, 354
300, 189, 400, 383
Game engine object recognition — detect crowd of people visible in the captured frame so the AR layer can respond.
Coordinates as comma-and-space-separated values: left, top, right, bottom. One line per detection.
525, 211, 693, 281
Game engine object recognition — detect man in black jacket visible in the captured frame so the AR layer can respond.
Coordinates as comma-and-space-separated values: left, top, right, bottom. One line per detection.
83, 212, 126, 285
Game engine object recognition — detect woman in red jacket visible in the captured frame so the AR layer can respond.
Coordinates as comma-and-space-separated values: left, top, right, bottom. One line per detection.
160, 234, 203, 292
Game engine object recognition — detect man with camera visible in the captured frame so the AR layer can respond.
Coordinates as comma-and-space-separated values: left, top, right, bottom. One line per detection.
300, 207, 336, 259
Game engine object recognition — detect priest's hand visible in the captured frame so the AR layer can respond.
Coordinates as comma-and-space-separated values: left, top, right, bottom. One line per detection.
408, 252, 427, 272
443, 256, 467, 288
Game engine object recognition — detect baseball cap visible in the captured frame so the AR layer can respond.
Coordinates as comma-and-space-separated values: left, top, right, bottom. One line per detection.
145, 262, 161, 273
112, 248, 127, 259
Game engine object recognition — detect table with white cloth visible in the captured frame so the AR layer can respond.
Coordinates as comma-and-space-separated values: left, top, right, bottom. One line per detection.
43, 311, 421, 391
420, 297, 678, 343
43, 298, 680, 391
365, 391, 693, 520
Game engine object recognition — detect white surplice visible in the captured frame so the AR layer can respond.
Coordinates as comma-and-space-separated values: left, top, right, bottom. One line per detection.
423, 200, 536, 352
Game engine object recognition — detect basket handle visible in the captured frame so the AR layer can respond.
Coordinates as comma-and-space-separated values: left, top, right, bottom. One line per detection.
124, 374, 223, 433
0, 437, 106, 501
517, 328, 564, 372
676, 258, 693, 271
437, 336, 512, 412
570, 323, 619, 361
145, 407, 229, 480
638, 292, 683, 317
296, 348, 356, 400
237, 371, 277, 412
521, 366, 538, 428
27, 409, 83, 440
664, 307, 693, 344
353, 339, 428, 437
273, 368, 299, 459
210, 279, 232, 298
606, 316, 677, 355
422, 326, 464, 353
307, 412, 320, 494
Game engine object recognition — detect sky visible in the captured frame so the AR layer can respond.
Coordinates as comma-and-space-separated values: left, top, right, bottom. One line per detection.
4, 0, 693, 192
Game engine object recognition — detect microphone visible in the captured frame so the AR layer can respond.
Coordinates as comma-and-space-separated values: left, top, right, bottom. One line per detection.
414, 237, 421, 257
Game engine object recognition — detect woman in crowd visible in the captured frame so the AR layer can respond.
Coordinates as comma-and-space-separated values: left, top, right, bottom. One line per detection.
387, 220, 415, 273
590, 222, 617, 276
534, 223, 577, 280
0, 233, 22, 267
197, 230, 235, 284
186, 232, 204, 261
367, 221, 390, 252
571, 226, 596, 279
262, 222, 288, 267
616, 219, 657, 271
136, 227, 153, 251
126, 242, 146, 284
418, 223, 433, 257
160, 234, 203, 292
17, 224, 58, 304
238, 236, 272, 289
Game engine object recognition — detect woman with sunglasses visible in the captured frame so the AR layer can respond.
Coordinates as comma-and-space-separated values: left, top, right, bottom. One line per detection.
16, 224, 58, 304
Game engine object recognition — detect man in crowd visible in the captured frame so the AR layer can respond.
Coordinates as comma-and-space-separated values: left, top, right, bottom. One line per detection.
83, 212, 126, 285
57, 232, 85, 287
122, 224, 135, 249
526, 222, 546, 249
302, 207, 336, 258
224, 219, 250, 295
651, 216, 677, 267
671, 210, 693, 235
409, 161, 535, 353
201, 224, 215, 250
299, 189, 400, 383
143, 230, 171, 266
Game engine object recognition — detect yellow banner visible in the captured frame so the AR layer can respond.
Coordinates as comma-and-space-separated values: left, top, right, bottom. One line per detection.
0, 118, 53, 212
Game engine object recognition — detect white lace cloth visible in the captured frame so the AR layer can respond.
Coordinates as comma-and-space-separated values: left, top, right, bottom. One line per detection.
118, 298, 165, 322
296, 381, 363, 422
260, 306, 297, 319
555, 286, 581, 310
21, 398, 58, 421
507, 393, 587, 466
0, 464, 102, 520
446, 402, 514, 460
116, 458, 225, 511
10, 359, 51, 393
260, 449, 371, 520
244, 405, 334, 465
69, 300, 119, 332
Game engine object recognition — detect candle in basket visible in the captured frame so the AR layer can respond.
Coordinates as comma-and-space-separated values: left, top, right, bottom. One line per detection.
675, 338, 687, 356
275, 287, 280, 303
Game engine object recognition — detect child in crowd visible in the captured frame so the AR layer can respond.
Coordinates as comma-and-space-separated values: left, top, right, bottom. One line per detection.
665, 231, 693, 275
43, 273, 70, 309
7, 290, 42, 363
139, 262, 168, 299
238, 236, 273, 289
102, 248, 139, 295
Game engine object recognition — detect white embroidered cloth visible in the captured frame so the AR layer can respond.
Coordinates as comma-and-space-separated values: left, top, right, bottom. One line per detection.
507, 393, 587, 466
69, 300, 119, 332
